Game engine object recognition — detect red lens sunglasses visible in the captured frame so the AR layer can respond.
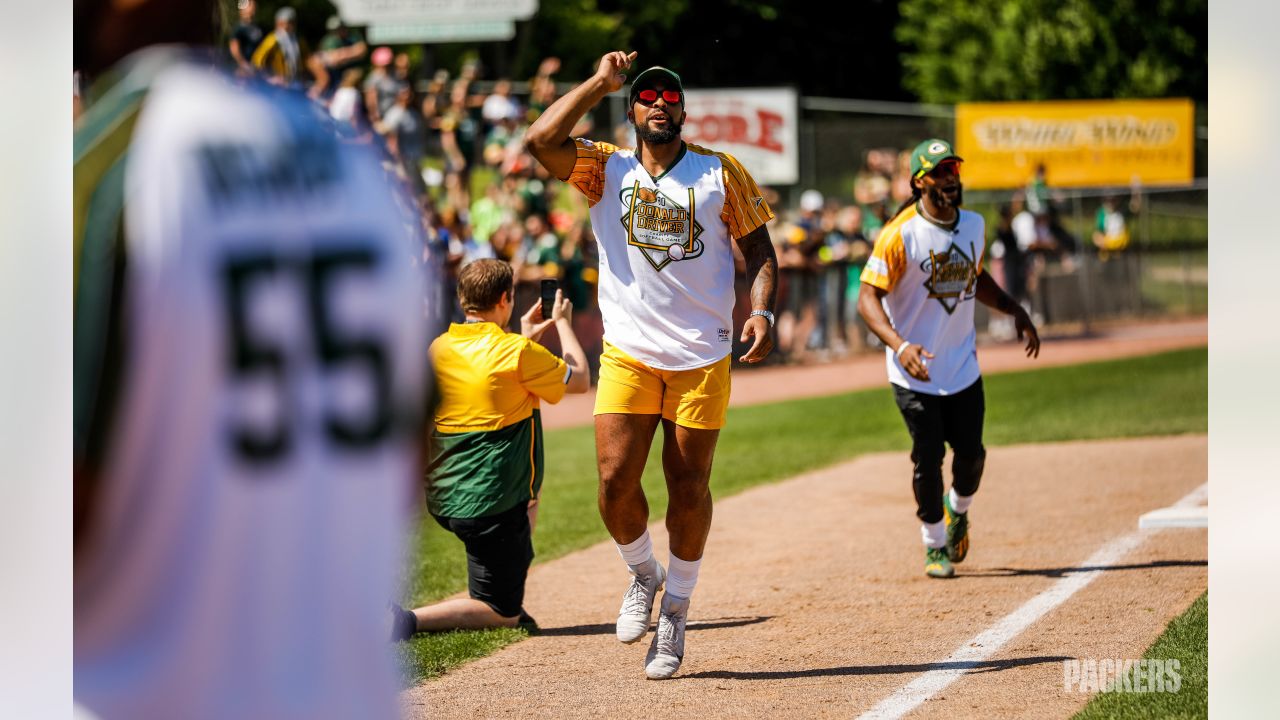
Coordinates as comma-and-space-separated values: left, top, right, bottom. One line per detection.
931, 159, 961, 177
636, 88, 683, 105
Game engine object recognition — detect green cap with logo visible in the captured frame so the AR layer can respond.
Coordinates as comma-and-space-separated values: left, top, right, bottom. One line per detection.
628, 66, 684, 104
909, 138, 963, 179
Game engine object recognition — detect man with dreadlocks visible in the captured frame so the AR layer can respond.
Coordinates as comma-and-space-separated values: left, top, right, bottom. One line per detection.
857, 138, 1040, 579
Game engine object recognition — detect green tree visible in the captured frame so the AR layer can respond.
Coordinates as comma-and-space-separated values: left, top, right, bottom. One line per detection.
508, 0, 684, 82
237, 0, 915, 100
505, 0, 908, 99
896, 0, 1206, 103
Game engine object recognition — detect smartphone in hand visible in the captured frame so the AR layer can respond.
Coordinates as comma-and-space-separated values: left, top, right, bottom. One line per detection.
540, 279, 558, 319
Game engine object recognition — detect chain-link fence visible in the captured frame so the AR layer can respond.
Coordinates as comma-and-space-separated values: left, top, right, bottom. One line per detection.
758, 100, 1207, 364
491, 89, 1208, 370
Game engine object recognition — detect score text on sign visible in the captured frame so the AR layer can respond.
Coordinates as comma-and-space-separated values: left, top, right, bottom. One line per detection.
680, 87, 798, 186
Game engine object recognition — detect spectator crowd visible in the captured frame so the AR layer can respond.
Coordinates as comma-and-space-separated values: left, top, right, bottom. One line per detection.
214, 2, 1139, 370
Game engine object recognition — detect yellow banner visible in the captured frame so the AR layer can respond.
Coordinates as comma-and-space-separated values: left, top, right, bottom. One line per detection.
954, 99, 1195, 189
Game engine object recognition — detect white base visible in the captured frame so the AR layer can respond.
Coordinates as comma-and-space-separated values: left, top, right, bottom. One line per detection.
1138, 506, 1208, 529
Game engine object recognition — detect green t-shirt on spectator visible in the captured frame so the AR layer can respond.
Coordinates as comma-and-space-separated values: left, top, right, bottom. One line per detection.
470, 196, 504, 245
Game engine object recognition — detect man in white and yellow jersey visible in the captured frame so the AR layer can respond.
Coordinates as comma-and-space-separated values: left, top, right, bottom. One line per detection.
74, 1, 436, 717
858, 139, 1041, 579
526, 51, 779, 679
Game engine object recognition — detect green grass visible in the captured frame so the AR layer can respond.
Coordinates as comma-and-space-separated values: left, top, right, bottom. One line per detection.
397, 347, 1207, 683
1073, 593, 1207, 720
396, 626, 529, 685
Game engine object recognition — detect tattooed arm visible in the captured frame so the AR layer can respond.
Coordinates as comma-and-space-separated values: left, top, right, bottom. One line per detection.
734, 223, 778, 363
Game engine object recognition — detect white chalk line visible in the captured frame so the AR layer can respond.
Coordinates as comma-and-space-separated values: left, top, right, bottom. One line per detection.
857, 483, 1207, 720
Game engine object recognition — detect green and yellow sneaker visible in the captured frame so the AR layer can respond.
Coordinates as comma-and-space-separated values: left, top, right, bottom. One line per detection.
925, 546, 955, 578
944, 493, 970, 564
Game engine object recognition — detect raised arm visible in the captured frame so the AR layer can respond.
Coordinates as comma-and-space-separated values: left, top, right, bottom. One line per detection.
332, 41, 367, 66
519, 290, 590, 394
734, 224, 778, 363
525, 50, 636, 180
552, 292, 591, 394
975, 270, 1039, 358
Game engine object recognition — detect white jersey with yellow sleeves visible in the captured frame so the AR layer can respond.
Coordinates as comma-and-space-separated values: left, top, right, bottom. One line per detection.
566, 138, 774, 370
74, 51, 430, 720
860, 204, 987, 395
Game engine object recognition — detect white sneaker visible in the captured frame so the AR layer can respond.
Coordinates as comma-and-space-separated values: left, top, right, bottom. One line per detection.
644, 593, 689, 679
616, 561, 665, 643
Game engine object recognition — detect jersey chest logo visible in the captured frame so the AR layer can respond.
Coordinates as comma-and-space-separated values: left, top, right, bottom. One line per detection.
619, 181, 705, 271
921, 241, 979, 314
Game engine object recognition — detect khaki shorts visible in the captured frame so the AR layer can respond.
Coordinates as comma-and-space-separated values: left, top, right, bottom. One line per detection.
593, 342, 731, 430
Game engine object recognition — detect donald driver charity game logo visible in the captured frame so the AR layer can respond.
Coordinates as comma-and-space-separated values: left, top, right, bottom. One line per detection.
619, 181, 705, 271
921, 241, 979, 314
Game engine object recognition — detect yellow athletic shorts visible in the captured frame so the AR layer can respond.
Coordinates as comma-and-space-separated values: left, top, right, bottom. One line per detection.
594, 342, 731, 430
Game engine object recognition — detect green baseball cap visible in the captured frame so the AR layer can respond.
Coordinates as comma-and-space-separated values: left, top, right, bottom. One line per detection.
628, 66, 684, 103
909, 138, 963, 179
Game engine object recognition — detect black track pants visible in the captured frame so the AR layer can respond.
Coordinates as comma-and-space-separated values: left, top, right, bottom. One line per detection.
892, 378, 987, 525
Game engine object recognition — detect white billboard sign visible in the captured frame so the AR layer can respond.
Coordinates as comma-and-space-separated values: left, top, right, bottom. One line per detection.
679, 87, 799, 186
336, 0, 537, 24
367, 20, 516, 44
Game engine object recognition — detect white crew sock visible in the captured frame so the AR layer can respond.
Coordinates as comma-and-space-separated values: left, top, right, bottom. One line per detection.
949, 487, 974, 514
665, 553, 701, 599
921, 519, 947, 549
616, 531, 656, 572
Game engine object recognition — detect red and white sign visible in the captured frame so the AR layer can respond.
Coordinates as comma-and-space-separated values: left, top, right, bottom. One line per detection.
681, 87, 798, 186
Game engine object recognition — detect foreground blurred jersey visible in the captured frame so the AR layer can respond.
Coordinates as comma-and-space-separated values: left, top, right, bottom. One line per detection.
73, 47, 433, 719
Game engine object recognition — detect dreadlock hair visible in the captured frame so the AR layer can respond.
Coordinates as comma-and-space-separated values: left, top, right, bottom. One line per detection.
891, 181, 923, 222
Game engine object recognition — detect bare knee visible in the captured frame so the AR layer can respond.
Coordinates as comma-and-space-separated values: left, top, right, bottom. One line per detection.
600, 468, 644, 504
665, 470, 711, 508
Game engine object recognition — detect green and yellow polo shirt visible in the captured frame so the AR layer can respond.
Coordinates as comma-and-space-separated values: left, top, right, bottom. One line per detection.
426, 322, 569, 519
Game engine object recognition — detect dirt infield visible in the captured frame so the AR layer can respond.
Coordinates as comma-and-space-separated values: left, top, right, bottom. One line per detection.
402, 319, 1208, 716
401, 435, 1207, 718
541, 317, 1207, 430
